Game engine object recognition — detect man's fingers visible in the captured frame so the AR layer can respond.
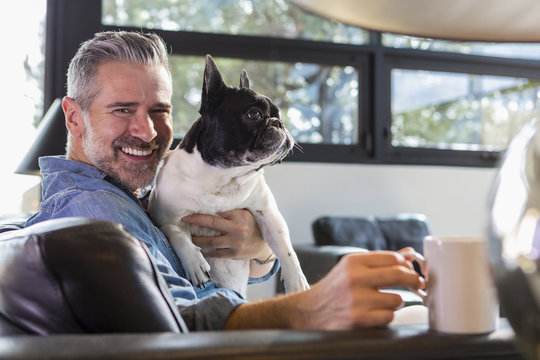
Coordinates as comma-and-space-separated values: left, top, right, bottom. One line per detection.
345, 292, 401, 328
363, 290, 404, 310
361, 266, 423, 289
192, 235, 217, 249
192, 235, 233, 249
356, 309, 396, 328
338, 253, 424, 289
344, 251, 409, 268
216, 209, 242, 220
201, 247, 239, 258
398, 247, 426, 274
182, 213, 230, 233
191, 236, 242, 258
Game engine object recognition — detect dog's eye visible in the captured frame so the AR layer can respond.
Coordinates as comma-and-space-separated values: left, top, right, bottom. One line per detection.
247, 110, 262, 120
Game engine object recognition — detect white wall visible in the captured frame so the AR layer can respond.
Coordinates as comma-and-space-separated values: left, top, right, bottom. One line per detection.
247, 162, 498, 299
264, 162, 497, 243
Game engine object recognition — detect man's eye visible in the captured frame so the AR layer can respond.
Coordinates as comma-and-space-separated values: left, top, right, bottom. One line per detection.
114, 108, 132, 114
247, 110, 262, 120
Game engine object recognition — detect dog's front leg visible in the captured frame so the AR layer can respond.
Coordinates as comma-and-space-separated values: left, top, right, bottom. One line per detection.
251, 208, 310, 294
160, 223, 211, 287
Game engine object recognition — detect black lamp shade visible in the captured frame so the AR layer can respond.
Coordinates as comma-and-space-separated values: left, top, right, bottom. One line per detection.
16, 98, 66, 175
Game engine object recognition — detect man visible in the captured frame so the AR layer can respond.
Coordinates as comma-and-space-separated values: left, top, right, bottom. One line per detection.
27, 31, 425, 331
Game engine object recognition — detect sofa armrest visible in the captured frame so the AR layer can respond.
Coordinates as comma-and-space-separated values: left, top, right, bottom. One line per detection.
0, 217, 187, 334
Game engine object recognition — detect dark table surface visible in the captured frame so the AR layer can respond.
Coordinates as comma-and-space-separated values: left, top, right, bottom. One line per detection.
0, 317, 524, 360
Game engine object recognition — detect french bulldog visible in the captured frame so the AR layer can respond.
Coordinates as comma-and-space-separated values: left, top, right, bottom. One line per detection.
148, 55, 309, 297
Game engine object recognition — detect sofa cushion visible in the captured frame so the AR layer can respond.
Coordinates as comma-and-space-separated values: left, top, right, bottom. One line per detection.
312, 214, 430, 254
0, 217, 188, 334
376, 215, 430, 253
312, 216, 385, 250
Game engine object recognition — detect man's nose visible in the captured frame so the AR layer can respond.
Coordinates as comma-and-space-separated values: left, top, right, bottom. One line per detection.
130, 112, 157, 143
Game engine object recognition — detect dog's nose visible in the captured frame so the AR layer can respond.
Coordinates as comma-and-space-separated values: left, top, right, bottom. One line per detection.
269, 118, 284, 129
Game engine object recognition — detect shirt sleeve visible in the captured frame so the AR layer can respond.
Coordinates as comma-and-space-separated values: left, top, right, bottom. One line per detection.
173, 287, 245, 331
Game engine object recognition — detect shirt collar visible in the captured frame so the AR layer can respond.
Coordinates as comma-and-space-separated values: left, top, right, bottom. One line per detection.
39, 155, 107, 179
39, 155, 146, 209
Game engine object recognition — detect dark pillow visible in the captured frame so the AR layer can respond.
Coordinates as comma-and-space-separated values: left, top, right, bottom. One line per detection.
0, 217, 187, 335
312, 216, 386, 250
376, 215, 430, 254
312, 214, 430, 254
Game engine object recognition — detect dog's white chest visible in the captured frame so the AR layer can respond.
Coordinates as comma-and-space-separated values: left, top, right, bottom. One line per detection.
149, 148, 309, 298
150, 149, 267, 219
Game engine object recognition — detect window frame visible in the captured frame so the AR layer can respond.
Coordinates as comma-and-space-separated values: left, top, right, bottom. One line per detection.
381, 48, 540, 167
46, 0, 540, 168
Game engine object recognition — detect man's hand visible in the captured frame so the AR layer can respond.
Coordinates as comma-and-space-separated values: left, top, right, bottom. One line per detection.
295, 251, 426, 329
224, 251, 425, 330
182, 209, 272, 261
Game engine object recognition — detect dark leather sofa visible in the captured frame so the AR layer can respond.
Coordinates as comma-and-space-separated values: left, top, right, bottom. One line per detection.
0, 216, 522, 360
279, 214, 429, 293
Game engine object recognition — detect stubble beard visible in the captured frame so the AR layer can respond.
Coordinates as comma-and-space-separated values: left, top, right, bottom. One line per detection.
82, 122, 170, 191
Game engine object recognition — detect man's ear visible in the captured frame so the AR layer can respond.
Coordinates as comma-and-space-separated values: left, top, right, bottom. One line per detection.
63, 96, 84, 138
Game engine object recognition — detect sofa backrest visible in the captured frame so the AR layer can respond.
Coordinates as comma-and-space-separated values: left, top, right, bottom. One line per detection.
0, 217, 188, 335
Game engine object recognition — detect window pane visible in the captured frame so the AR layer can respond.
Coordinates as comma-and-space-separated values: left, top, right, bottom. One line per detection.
169, 56, 359, 144
391, 69, 540, 150
1, 0, 46, 215
383, 34, 540, 60
102, 0, 367, 44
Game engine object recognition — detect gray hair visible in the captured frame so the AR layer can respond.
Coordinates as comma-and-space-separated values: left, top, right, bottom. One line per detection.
66, 31, 170, 111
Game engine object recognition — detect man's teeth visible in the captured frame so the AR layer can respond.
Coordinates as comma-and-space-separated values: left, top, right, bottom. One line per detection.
121, 147, 153, 156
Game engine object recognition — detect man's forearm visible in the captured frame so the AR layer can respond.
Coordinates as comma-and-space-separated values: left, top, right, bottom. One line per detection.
223, 291, 307, 330
222, 280, 341, 330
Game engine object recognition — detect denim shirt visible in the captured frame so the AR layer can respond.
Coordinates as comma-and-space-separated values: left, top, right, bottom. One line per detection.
26, 156, 279, 331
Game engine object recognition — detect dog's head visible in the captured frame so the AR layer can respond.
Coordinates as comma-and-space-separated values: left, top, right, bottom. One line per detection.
180, 55, 294, 169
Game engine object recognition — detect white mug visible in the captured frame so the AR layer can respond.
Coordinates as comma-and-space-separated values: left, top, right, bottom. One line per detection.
423, 236, 498, 334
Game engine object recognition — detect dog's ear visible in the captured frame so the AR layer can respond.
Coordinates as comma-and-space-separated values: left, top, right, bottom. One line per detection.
239, 69, 250, 89
200, 55, 227, 113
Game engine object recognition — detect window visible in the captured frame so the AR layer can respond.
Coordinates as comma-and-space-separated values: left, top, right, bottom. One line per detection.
102, 0, 367, 44
47, 1, 540, 167
169, 56, 359, 144
1, 0, 46, 214
391, 69, 540, 151
383, 34, 540, 60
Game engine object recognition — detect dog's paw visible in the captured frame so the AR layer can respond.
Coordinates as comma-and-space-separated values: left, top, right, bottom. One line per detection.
182, 249, 212, 287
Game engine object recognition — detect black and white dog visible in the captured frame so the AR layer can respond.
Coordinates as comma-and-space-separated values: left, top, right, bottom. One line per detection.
149, 55, 309, 297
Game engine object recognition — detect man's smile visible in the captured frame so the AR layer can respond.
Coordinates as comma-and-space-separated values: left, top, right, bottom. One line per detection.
121, 146, 155, 157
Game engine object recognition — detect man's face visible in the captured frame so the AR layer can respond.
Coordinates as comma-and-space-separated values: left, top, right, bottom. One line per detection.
79, 61, 173, 190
